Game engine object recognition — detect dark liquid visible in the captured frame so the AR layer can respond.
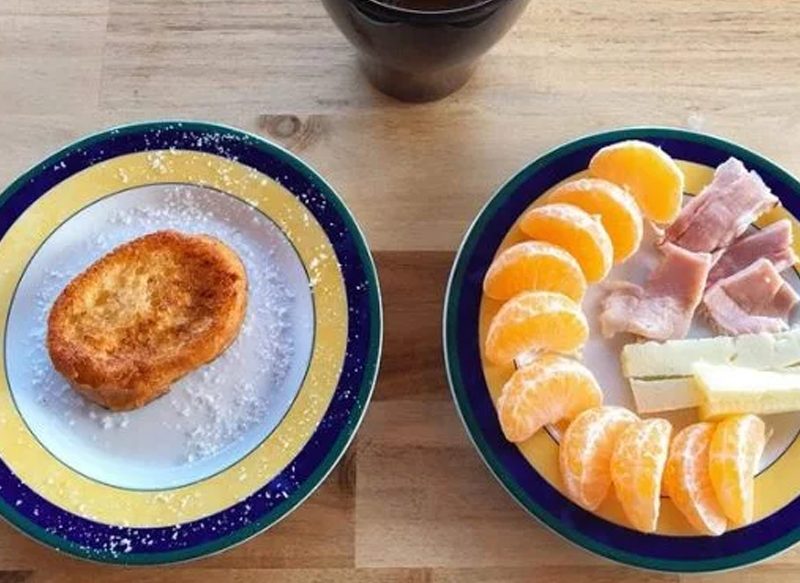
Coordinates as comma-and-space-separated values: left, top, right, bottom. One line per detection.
376, 0, 483, 10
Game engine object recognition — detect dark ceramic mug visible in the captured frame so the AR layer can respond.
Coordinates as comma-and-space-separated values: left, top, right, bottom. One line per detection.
321, 0, 531, 102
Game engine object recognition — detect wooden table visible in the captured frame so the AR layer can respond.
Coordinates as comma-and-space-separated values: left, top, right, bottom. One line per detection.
2, 0, 800, 580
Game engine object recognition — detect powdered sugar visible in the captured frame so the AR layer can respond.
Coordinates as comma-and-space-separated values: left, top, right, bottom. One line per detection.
7, 181, 315, 489
94, 186, 298, 461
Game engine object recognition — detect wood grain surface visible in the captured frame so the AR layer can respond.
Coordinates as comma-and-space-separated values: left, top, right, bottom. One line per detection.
2, 0, 800, 580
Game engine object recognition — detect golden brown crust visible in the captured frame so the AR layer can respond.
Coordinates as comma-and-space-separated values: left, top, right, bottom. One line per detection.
47, 230, 248, 411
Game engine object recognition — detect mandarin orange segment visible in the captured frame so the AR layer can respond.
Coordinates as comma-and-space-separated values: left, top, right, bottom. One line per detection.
483, 241, 587, 302
519, 203, 613, 283
484, 291, 589, 365
663, 422, 727, 536
547, 178, 644, 263
496, 355, 603, 443
709, 414, 766, 527
559, 406, 639, 511
610, 418, 672, 533
589, 140, 685, 225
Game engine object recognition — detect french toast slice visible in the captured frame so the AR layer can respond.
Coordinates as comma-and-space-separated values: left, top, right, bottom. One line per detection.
47, 230, 248, 411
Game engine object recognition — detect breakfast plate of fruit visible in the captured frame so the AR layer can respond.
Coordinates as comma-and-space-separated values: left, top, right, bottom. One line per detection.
444, 127, 800, 572
0, 121, 382, 564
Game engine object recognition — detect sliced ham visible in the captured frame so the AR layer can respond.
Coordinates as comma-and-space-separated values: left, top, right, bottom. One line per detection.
600, 243, 712, 340
665, 158, 778, 252
707, 219, 798, 286
704, 258, 799, 334
668, 157, 747, 241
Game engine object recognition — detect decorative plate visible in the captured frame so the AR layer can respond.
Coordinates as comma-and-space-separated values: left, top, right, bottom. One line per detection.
0, 121, 382, 564
444, 127, 800, 573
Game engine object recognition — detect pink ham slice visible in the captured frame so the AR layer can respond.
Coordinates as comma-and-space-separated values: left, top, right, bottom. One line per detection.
707, 219, 798, 286
665, 158, 747, 247
665, 158, 778, 252
600, 243, 712, 340
704, 258, 799, 334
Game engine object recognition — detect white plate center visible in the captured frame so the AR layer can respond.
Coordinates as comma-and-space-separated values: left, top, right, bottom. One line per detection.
6, 184, 315, 490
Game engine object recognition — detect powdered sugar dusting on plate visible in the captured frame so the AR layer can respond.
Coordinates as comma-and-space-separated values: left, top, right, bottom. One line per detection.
8, 182, 315, 489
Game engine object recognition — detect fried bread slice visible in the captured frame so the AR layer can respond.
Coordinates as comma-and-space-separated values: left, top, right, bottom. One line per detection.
47, 230, 248, 411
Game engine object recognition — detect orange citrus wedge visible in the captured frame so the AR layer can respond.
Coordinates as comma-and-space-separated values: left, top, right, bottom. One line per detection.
709, 414, 766, 527
484, 291, 589, 365
589, 140, 684, 225
547, 178, 644, 263
663, 422, 727, 536
559, 406, 639, 511
611, 418, 672, 533
519, 203, 613, 283
496, 354, 603, 443
483, 241, 587, 302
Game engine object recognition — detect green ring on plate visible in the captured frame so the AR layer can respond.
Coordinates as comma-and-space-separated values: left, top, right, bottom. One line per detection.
0, 120, 383, 564
444, 127, 800, 573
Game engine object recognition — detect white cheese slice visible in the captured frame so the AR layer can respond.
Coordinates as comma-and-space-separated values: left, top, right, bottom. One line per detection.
629, 363, 800, 415
733, 331, 800, 369
622, 328, 800, 378
622, 337, 734, 378
694, 362, 800, 419
629, 378, 701, 414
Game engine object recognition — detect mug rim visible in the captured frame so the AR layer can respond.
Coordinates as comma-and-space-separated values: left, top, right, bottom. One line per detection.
359, 0, 504, 18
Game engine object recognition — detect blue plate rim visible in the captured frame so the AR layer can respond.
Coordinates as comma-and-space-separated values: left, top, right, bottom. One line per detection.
0, 119, 384, 565
443, 126, 800, 574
